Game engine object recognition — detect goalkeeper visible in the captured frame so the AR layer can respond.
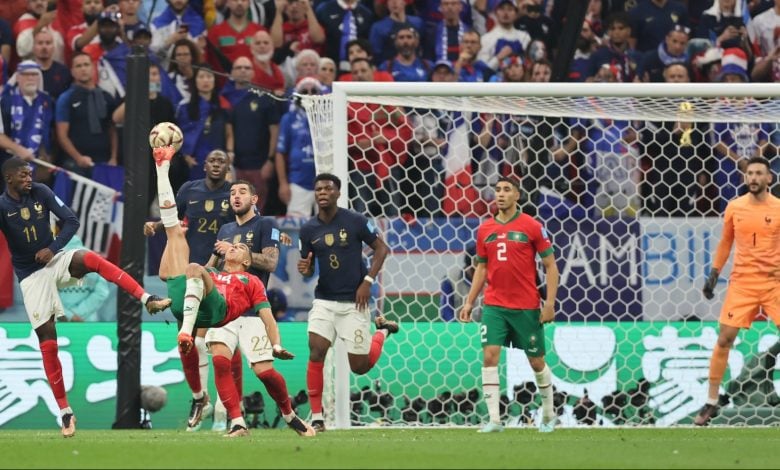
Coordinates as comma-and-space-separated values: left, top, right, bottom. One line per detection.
696, 156, 780, 426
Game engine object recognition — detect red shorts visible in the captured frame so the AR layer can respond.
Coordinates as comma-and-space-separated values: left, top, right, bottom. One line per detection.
720, 282, 780, 328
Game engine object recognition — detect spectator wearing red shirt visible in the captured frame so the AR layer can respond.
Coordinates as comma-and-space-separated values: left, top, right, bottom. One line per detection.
250, 29, 285, 93
15, 0, 66, 63
65, 0, 105, 64
271, 0, 325, 59
207, 0, 266, 74
347, 57, 411, 217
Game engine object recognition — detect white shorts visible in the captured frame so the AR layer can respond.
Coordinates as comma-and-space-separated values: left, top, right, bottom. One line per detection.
19, 249, 79, 329
307, 299, 371, 355
286, 183, 316, 217
205, 316, 274, 364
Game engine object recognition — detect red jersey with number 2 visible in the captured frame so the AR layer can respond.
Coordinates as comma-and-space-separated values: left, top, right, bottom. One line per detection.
475, 211, 554, 310
209, 270, 270, 326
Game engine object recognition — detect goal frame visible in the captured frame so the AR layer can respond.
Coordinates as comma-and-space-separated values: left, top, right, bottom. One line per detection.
320, 81, 780, 429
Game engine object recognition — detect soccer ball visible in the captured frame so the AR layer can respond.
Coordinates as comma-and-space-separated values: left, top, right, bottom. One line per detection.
149, 122, 183, 151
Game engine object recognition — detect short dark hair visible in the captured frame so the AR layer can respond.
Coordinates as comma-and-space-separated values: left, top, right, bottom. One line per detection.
606, 12, 630, 30
71, 51, 92, 66
350, 57, 373, 69
496, 176, 520, 191
2, 157, 31, 177
346, 38, 373, 58
314, 173, 341, 190
231, 179, 257, 195
746, 156, 771, 171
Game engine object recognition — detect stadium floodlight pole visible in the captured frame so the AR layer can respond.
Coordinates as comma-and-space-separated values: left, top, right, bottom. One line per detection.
114, 45, 150, 429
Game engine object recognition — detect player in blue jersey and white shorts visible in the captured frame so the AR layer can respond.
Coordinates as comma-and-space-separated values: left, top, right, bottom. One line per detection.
297, 173, 398, 432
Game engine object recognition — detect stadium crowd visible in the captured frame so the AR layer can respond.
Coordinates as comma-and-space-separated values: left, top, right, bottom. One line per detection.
0, 0, 779, 222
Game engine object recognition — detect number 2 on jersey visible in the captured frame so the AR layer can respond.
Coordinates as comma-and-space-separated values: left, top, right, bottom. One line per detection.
497, 242, 507, 261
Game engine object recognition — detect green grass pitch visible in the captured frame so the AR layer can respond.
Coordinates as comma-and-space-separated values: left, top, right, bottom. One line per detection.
0, 428, 774, 469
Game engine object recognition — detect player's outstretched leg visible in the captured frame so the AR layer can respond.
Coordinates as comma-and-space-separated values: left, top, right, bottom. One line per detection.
35, 319, 77, 438
69, 250, 171, 314
257, 367, 316, 437
366, 315, 399, 370
213, 354, 248, 437
178, 263, 212, 353
179, 339, 209, 432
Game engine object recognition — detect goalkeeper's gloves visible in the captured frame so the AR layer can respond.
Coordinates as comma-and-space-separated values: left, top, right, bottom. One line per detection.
703, 268, 719, 300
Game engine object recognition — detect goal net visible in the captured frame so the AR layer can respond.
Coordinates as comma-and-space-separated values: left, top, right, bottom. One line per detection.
301, 82, 780, 428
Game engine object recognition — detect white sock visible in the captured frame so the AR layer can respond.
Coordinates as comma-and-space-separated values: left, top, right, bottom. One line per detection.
192, 390, 204, 400
60, 407, 73, 417
282, 411, 295, 423
196, 336, 209, 391
706, 397, 719, 406
155, 159, 178, 228
482, 366, 500, 424
534, 365, 554, 422
140, 293, 151, 304
311, 412, 324, 422
179, 278, 204, 335
231, 416, 247, 428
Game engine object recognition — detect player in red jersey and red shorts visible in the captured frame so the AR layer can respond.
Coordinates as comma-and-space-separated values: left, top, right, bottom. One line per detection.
152, 146, 305, 437
460, 176, 560, 433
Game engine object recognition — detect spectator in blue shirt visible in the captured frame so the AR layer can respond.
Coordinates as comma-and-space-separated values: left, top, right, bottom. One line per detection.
276, 76, 319, 216
369, 0, 424, 64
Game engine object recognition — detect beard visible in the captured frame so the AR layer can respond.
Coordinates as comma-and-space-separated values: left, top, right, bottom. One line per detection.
748, 183, 767, 195
21, 82, 39, 96
234, 205, 253, 217
254, 52, 273, 63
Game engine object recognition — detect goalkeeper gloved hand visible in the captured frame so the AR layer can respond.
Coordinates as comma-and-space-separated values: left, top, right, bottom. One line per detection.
702, 268, 719, 300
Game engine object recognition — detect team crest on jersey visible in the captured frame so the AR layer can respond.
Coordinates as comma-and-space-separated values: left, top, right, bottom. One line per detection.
20, 207, 30, 220
205, 200, 214, 212
232, 234, 242, 244
325, 233, 335, 246
246, 231, 254, 243
250, 101, 258, 112
221, 200, 229, 213
339, 228, 348, 245
34, 202, 43, 213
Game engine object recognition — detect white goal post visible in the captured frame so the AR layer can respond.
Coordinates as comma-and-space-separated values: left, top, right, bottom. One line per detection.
302, 82, 780, 429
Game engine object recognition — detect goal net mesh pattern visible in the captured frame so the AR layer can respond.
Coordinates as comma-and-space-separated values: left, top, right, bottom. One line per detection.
301, 84, 780, 428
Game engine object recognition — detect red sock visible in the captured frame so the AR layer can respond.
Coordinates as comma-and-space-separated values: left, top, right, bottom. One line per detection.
307, 360, 324, 414
231, 349, 243, 399
179, 345, 201, 394
40, 340, 69, 409
368, 331, 386, 369
83, 251, 145, 300
213, 355, 242, 420
258, 369, 292, 415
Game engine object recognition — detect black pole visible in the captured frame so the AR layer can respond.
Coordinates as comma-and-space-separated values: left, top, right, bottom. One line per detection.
113, 45, 150, 429
550, 0, 588, 82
